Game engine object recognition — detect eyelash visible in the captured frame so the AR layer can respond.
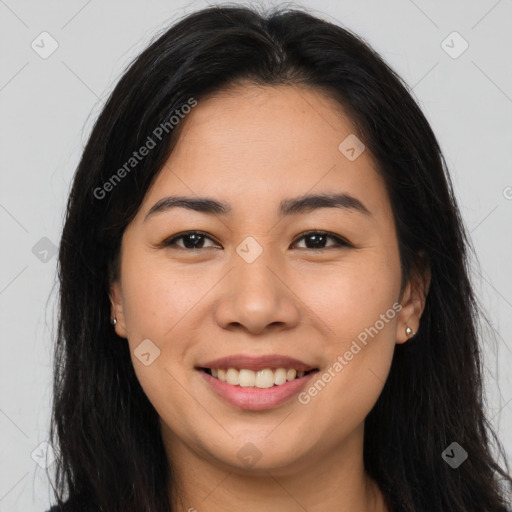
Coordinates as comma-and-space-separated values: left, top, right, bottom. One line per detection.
160, 230, 352, 251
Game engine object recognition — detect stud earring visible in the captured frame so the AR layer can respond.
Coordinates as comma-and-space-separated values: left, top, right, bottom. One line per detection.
111, 317, 117, 326
405, 326, 415, 338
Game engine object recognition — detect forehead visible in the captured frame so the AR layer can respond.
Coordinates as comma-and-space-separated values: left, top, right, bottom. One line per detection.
175, 83, 357, 161
140, 84, 391, 223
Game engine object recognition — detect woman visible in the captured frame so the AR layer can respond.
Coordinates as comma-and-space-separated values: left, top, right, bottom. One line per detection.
46, 4, 512, 511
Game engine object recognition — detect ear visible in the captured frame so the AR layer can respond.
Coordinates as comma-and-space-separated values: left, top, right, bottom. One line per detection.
396, 257, 431, 344
109, 280, 128, 339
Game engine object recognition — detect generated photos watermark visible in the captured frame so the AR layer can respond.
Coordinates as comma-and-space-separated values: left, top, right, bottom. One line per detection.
298, 301, 403, 405
93, 97, 197, 200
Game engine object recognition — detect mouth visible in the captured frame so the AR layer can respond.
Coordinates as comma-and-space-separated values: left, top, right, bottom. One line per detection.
198, 367, 319, 388
195, 354, 320, 411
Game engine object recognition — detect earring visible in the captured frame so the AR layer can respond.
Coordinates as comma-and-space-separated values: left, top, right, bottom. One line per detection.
111, 317, 117, 326
405, 326, 415, 338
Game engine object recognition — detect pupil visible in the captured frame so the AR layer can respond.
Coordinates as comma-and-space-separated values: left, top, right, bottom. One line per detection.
306, 233, 326, 249
183, 233, 203, 249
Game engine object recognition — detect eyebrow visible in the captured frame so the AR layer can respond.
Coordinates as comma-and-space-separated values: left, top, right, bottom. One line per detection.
144, 192, 371, 222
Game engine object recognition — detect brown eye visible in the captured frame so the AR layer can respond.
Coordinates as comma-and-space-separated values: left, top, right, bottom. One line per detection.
292, 231, 352, 250
163, 231, 219, 250
161, 230, 352, 251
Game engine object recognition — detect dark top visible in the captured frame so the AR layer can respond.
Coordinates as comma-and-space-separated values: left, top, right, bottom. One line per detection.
46, 506, 512, 512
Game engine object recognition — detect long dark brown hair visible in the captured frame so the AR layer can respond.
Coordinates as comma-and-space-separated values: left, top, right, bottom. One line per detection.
49, 4, 512, 511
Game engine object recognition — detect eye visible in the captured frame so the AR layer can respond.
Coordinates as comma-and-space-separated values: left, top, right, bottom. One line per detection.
161, 231, 220, 250
161, 230, 351, 251
291, 230, 352, 250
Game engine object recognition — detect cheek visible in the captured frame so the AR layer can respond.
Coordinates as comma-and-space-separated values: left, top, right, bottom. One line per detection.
297, 250, 401, 345
298, 337, 395, 451
293, 251, 400, 420
118, 251, 196, 388
119, 259, 202, 423
121, 255, 202, 341
297, 292, 399, 442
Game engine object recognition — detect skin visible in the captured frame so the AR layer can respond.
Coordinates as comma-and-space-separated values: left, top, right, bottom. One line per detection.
110, 84, 429, 512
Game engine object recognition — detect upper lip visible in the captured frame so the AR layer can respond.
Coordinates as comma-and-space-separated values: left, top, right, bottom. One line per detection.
197, 354, 317, 372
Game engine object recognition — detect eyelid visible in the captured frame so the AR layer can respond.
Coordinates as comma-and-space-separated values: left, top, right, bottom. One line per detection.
291, 230, 353, 248
160, 230, 353, 250
161, 230, 220, 249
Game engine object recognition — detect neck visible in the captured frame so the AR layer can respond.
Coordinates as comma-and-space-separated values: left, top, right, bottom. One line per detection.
163, 424, 388, 512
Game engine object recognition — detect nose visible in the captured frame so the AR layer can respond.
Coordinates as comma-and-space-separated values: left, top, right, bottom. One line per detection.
213, 246, 301, 335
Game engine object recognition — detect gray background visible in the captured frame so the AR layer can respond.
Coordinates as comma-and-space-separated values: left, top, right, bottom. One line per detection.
0, 0, 511, 510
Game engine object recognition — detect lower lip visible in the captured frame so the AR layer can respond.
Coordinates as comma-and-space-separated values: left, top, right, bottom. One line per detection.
198, 369, 318, 411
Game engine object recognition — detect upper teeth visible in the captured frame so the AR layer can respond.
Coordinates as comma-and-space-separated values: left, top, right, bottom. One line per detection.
211, 368, 306, 388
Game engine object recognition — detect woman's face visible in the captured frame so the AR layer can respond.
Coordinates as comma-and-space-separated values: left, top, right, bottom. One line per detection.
110, 84, 425, 476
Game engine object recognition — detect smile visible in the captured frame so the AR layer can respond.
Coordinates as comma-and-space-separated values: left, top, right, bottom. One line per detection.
197, 367, 319, 411
201, 367, 318, 388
